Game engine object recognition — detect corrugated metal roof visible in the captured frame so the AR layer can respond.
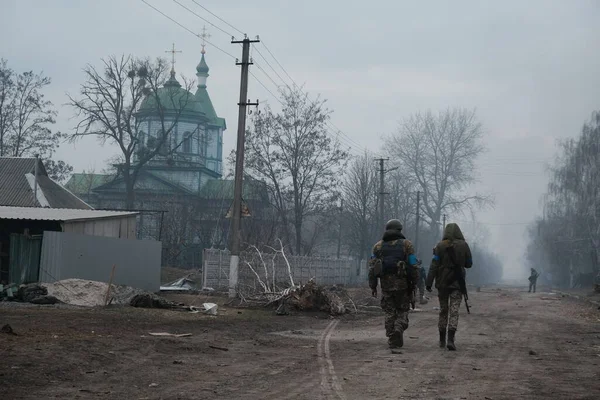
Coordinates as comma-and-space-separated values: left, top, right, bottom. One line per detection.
0, 157, 38, 207
0, 157, 91, 209
0, 206, 138, 222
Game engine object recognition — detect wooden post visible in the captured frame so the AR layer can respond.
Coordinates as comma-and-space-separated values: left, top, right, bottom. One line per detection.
104, 264, 116, 306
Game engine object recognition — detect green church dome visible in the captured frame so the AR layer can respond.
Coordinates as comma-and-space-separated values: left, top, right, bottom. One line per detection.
138, 72, 204, 118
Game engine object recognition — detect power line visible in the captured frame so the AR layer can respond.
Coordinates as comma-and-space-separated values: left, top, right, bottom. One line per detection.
248, 71, 283, 106
173, 0, 234, 38
165, 0, 366, 155
259, 40, 366, 152
253, 61, 283, 92
253, 47, 290, 92
190, 0, 246, 36
141, 0, 237, 60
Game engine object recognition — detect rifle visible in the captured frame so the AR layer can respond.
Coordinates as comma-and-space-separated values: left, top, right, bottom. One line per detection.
447, 244, 470, 314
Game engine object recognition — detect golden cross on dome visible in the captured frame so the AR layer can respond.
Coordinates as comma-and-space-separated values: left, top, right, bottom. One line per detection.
165, 43, 182, 73
200, 26, 211, 54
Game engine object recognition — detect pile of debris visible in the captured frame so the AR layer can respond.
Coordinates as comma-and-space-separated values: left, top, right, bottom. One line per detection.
130, 293, 177, 309
241, 279, 350, 316
283, 280, 347, 315
0, 283, 62, 304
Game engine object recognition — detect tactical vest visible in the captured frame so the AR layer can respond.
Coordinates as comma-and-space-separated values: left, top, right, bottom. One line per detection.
381, 240, 405, 275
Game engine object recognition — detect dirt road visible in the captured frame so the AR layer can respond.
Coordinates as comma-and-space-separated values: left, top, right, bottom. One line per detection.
1, 287, 599, 399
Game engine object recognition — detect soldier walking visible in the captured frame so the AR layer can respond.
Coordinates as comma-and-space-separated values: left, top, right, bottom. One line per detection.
369, 219, 419, 352
417, 261, 429, 305
528, 268, 539, 293
426, 223, 472, 351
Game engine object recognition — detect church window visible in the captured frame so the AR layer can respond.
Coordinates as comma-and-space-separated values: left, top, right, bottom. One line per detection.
182, 131, 192, 153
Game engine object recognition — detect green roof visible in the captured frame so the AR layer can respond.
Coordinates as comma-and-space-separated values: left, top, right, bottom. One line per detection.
138, 75, 204, 117
64, 173, 114, 195
199, 179, 267, 201
195, 87, 226, 129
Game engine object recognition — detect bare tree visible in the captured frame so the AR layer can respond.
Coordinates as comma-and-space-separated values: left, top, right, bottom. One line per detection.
243, 87, 348, 255
341, 152, 379, 259
0, 58, 70, 175
385, 108, 492, 231
68, 55, 199, 209
527, 111, 600, 287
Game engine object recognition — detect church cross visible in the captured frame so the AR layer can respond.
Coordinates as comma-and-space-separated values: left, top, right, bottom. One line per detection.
200, 26, 211, 54
165, 43, 182, 73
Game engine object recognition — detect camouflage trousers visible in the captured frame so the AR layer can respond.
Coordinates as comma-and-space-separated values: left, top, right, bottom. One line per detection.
381, 290, 411, 342
438, 289, 462, 331
417, 279, 425, 298
528, 281, 537, 293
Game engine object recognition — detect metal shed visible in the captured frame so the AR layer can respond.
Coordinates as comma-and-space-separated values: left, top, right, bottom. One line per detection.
0, 207, 138, 239
0, 207, 139, 285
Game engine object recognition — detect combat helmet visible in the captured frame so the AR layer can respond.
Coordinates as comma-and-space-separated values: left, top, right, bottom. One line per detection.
385, 219, 403, 232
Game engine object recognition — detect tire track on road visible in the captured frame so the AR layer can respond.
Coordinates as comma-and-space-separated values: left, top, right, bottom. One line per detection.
276, 319, 345, 400
318, 319, 346, 400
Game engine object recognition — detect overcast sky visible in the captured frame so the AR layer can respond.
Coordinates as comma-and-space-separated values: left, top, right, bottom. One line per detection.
2, 0, 599, 279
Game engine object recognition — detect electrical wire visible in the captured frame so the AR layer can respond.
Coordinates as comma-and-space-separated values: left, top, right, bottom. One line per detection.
146, 0, 369, 155
173, 0, 234, 38
141, 0, 237, 60
190, 0, 246, 36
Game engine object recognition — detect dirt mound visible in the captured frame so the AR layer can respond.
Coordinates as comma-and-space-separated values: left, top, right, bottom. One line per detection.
44, 279, 143, 307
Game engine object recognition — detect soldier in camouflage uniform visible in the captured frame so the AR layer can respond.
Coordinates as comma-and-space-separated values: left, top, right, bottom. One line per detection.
426, 223, 472, 351
369, 219, 419, 351
528, 268, 539, 293
417, 261, 428, 305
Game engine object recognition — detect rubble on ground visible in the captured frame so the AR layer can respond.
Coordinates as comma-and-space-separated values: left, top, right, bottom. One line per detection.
129, 293, 177, 309
17, 284, 50, 303
285, 280, 347, 316
0, 283, 61, 305
160, 277, 198, 292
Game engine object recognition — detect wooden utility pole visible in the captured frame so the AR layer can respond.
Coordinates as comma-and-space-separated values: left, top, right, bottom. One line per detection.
228, 35, 259, 299
336, 199, 344, 259
375, 158, 389, 229
442, 213, 447, 239
415, 191, 421, 254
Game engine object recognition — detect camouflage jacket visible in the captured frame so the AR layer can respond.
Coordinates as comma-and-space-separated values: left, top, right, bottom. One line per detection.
426, 223, 472, 292
368, 230, 418, 292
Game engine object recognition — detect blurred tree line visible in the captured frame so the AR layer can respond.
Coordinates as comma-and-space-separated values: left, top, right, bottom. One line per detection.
525, 111, 600, 289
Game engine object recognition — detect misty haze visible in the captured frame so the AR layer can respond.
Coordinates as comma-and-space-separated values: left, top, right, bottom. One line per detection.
1, 1, 599, 399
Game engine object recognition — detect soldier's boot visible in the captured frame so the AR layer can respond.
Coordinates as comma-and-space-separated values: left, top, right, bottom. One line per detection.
439, 329, 446, 348
388, 330, 404, 349
420, 294, 428, 305
447, 329, 457, 351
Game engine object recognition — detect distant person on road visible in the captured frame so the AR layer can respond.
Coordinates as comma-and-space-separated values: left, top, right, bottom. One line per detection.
528, 268, 539, 293
426, 223, 472, 351
417, 260, 428, 305
369, 219, 419, 352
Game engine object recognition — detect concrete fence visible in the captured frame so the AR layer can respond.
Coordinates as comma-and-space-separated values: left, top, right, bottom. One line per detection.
202, 248, 368, 291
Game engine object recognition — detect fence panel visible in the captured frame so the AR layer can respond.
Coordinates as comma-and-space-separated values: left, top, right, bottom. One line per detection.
202, 248, 369, 291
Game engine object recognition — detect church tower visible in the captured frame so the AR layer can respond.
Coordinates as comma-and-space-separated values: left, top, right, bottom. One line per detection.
133, 41, 226, 194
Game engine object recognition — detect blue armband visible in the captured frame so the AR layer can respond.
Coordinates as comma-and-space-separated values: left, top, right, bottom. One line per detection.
432, 254, 440, 261
408, 254, 417, 266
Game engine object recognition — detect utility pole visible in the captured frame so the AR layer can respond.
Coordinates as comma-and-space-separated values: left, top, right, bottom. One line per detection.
415, 191, 421, 254
336, 199, 344, 259
442, 213, 447, 239
375, 158, 389, 229
228, 35, 260, 299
